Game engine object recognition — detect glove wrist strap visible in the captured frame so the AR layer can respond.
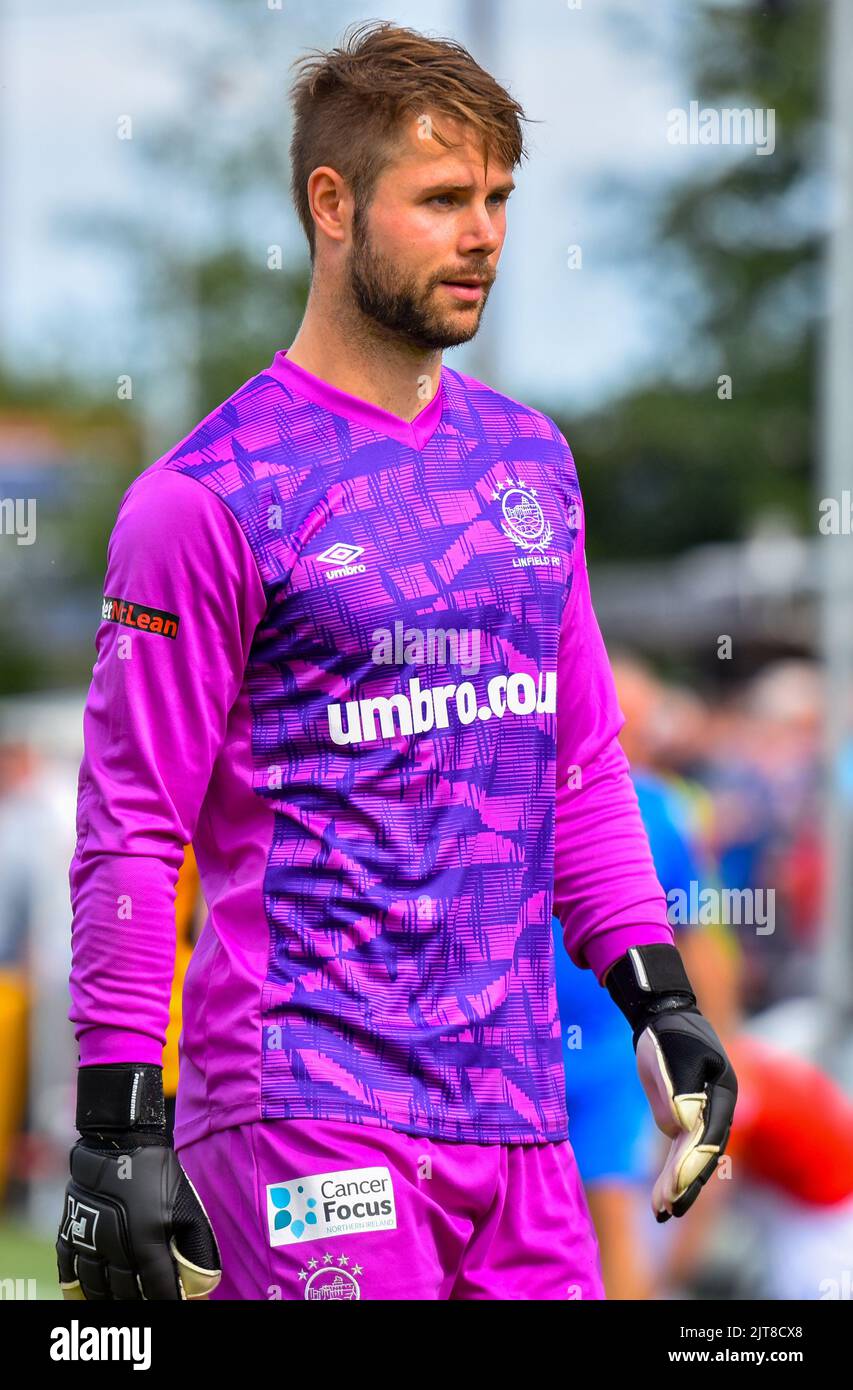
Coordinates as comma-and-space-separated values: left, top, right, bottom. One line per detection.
76, 1062, 166, 1137
605, 944, 697, 1043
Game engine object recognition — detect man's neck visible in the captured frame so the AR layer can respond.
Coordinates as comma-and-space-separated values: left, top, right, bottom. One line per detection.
286, 297, 443, 422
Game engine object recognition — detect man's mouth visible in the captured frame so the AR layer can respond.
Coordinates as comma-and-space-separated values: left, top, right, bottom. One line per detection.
439, 278, 489, 302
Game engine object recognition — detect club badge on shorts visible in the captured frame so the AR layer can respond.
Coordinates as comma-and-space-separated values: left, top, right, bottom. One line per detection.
266, 1165, 397, 1247
294, 1251, 365, 1300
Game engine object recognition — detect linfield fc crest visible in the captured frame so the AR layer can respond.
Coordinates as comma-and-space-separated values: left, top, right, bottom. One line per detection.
495, 478, 553, 553
294, 1251, 365, 1301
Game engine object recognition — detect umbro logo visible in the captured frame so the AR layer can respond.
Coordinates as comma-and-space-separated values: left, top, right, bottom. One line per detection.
318, 543, 364, 566
316, 542, 367, 582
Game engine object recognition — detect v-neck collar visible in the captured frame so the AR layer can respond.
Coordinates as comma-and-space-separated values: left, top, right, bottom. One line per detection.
265, 348, 445, 451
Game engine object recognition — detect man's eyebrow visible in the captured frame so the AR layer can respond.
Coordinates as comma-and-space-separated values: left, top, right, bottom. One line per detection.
419, 180, 516, 197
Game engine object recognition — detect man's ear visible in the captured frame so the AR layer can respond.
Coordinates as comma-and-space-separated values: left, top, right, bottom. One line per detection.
307, 166, 351, 248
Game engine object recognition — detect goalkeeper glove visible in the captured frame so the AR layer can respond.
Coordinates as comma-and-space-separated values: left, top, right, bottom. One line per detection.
605, 943, 738, 1223
56, 1062, 221, 1300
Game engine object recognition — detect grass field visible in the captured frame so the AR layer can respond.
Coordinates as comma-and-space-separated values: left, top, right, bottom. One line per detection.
0, 1218, 61, 1299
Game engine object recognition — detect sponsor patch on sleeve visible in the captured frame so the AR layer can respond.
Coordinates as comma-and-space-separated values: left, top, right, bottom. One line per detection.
101, 595, 180, 639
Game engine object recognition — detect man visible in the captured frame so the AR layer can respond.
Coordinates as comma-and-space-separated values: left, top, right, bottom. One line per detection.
58, 20, 736, 1302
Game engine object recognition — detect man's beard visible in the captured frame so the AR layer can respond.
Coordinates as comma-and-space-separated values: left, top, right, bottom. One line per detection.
347, 202, 491, 351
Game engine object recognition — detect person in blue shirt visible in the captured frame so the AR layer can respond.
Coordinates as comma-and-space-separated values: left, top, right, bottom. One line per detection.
553, 768, 706, 1298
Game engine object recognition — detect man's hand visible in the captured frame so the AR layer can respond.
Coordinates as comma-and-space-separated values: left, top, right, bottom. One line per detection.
605, 944, 738, 1222
56, 1063, 221, 1300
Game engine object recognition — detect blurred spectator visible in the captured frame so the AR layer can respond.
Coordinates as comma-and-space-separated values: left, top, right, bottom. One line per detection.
703, 661, 825, 1011
0, 732, 77, 1230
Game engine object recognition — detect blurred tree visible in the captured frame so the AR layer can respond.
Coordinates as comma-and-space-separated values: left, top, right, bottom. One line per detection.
0, 371, 146, 691
66, 6, 311, 433
551, 0, 825, 559
1, 3, 311, 693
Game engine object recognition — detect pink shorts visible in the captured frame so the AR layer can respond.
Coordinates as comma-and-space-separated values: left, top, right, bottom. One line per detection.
176, 1117, 605, 1301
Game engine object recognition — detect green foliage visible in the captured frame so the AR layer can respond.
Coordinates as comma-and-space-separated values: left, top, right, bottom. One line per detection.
550, 0, 824, 557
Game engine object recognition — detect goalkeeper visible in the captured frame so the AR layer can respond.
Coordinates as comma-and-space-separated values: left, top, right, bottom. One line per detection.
57, 21, 735, 1301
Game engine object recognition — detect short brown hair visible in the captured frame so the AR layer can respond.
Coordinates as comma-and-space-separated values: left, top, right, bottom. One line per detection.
288, 20, 530, 262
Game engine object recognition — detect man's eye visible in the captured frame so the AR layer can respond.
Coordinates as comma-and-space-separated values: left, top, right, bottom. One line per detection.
430, 193, 509, 208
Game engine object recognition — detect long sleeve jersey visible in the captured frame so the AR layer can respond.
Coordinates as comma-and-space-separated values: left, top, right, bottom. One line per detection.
68, 349, 674, 1147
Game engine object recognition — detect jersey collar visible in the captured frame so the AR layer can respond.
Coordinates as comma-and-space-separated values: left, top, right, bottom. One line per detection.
266, 349, 445, 452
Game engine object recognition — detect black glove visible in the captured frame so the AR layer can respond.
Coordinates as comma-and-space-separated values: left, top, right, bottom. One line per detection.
56, 1062, 221, 1300
605, 943, 738, 1223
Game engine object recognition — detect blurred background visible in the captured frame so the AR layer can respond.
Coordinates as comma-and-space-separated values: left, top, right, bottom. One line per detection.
1, 0, 852, 1300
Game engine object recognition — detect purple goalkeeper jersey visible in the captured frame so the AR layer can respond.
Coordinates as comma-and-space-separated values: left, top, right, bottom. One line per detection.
68, 349, 673, 1147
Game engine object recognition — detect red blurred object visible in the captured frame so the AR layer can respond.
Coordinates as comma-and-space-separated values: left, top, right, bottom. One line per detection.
779, 828, 824, 946
725, 1035, 853, 1205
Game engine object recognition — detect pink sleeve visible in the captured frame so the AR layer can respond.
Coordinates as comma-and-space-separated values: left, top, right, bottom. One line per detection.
553, 459, 674, 985
68, 467, 267, 1065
